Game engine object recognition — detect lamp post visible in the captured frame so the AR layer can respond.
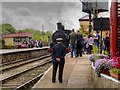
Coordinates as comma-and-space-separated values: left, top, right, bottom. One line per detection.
42, 25, 44, 33
89, 12, 92, 34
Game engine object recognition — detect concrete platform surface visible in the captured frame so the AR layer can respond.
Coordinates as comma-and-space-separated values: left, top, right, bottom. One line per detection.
32, 54, 94, 88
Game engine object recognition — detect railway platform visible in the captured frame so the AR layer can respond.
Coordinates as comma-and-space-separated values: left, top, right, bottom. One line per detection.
33, 54, 94, 88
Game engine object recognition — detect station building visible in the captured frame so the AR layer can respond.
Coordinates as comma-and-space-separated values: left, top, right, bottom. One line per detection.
3, 32, 33, 47
78, 15, 110, 35
79, 15, 90, 34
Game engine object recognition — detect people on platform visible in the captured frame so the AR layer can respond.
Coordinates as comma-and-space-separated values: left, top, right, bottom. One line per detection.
103, 32, 110, 54
83, 36, 88, 54
35, 40, 39, 48
76, 30, 83, 57
86, 34, 94, 54
39, 41, 43, 48
94, 31, 100, 49
69, 29, 77, 58
22, 40, 44, 48
51, 38, 66, 83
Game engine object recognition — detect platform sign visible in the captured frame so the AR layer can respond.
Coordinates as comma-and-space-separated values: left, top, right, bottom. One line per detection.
93, 18, 110, 30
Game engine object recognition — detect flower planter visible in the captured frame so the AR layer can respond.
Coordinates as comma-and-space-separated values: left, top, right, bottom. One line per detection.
102, 69, 108, 74
110, 71, 120, 80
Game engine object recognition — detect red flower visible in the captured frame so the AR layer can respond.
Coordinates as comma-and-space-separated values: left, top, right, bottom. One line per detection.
113, 57, 120, 69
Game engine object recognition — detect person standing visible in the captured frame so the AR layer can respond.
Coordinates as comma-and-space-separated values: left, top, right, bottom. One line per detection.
69, 29, 77, 58
94, 31, 100, 48
76, 30, 83, 57
52, 38, 66, 83
87, 34, 94, 54
103, 32, 110, 54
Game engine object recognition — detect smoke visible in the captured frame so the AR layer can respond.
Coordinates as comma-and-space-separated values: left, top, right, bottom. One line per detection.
2, 2, 86, 31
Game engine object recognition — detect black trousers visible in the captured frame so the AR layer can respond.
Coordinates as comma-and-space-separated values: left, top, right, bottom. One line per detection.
77, 45, 82, 57
52, 62, 64, 82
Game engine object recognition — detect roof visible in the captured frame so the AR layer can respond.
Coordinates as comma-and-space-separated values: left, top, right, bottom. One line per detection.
79, 15, 89, 20
79, 15, 91, 21
3, 32, 33, 38
79, 15, 92, 22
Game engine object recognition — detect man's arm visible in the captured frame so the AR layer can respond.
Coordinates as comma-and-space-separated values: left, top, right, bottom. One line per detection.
52, 47, 56, 60
61, 46, 66, 59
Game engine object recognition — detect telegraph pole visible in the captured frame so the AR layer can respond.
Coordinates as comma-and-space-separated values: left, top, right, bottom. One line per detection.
42, 25, 44, 31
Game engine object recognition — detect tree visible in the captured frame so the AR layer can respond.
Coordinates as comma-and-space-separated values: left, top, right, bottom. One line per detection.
18, 28, 53, 45
1, 23, 53, 46
0, 38, 5, 49
1, 23, 17, 34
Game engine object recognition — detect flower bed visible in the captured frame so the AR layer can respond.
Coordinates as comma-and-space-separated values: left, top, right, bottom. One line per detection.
109, 57, 120, 80
89, 54, 109, 62
89, 54, 120, 80
95, 58, 109, 76
110, 69, 120, 80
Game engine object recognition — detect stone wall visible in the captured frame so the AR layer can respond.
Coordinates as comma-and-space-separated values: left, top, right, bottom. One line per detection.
92, 65, 120, 88
1, 48, 49, 65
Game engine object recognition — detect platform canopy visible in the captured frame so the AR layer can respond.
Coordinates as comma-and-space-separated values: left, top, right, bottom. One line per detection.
82, 0, 109, 14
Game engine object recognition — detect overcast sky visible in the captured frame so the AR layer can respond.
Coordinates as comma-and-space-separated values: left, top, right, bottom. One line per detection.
1, 0, 110, 31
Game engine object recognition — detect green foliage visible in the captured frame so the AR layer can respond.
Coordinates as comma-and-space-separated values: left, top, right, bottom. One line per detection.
103, 50, 109, 55
79, 28, 88, 37
110, 68, 120, 74
1, 23, 17, 34
18, 28, 53, 45
18, 28, 42, 36
92, 55, 105, 62
93, 46, 99, 54
0, 38, 4, 49
95, 56, 104, 62
1, 23, 53, 46
32, 35, 41, 40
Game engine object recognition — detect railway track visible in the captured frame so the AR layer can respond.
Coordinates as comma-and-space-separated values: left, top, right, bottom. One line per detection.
1, 54, 52, 89
0, 54, 51, 72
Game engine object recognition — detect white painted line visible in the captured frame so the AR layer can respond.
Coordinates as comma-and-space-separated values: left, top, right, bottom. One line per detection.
101, 74, 120, 84
32, 65, 53, 88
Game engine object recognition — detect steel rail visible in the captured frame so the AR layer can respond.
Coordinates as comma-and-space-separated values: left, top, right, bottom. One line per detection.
1, 54, 51, 72
0, 58, 52, 84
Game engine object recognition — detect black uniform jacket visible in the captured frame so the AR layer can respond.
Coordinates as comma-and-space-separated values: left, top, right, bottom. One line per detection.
52, 43, 66, 63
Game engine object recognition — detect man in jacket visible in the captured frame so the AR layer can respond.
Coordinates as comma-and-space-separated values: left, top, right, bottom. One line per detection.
52, 38, 66, 83
69, 29, 77, 58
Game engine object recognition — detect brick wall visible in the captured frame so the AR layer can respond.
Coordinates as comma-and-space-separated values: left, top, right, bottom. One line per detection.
0, 48, 49, 65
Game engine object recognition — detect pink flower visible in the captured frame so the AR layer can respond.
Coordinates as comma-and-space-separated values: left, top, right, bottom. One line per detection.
112, 57, 120, 69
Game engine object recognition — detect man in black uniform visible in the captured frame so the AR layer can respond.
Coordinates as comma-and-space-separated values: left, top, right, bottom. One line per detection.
52, 38, 66, 83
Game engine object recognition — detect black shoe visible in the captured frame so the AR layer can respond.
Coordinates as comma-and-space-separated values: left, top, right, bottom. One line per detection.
59, 80, 63, 83
52, 80, 55, 83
